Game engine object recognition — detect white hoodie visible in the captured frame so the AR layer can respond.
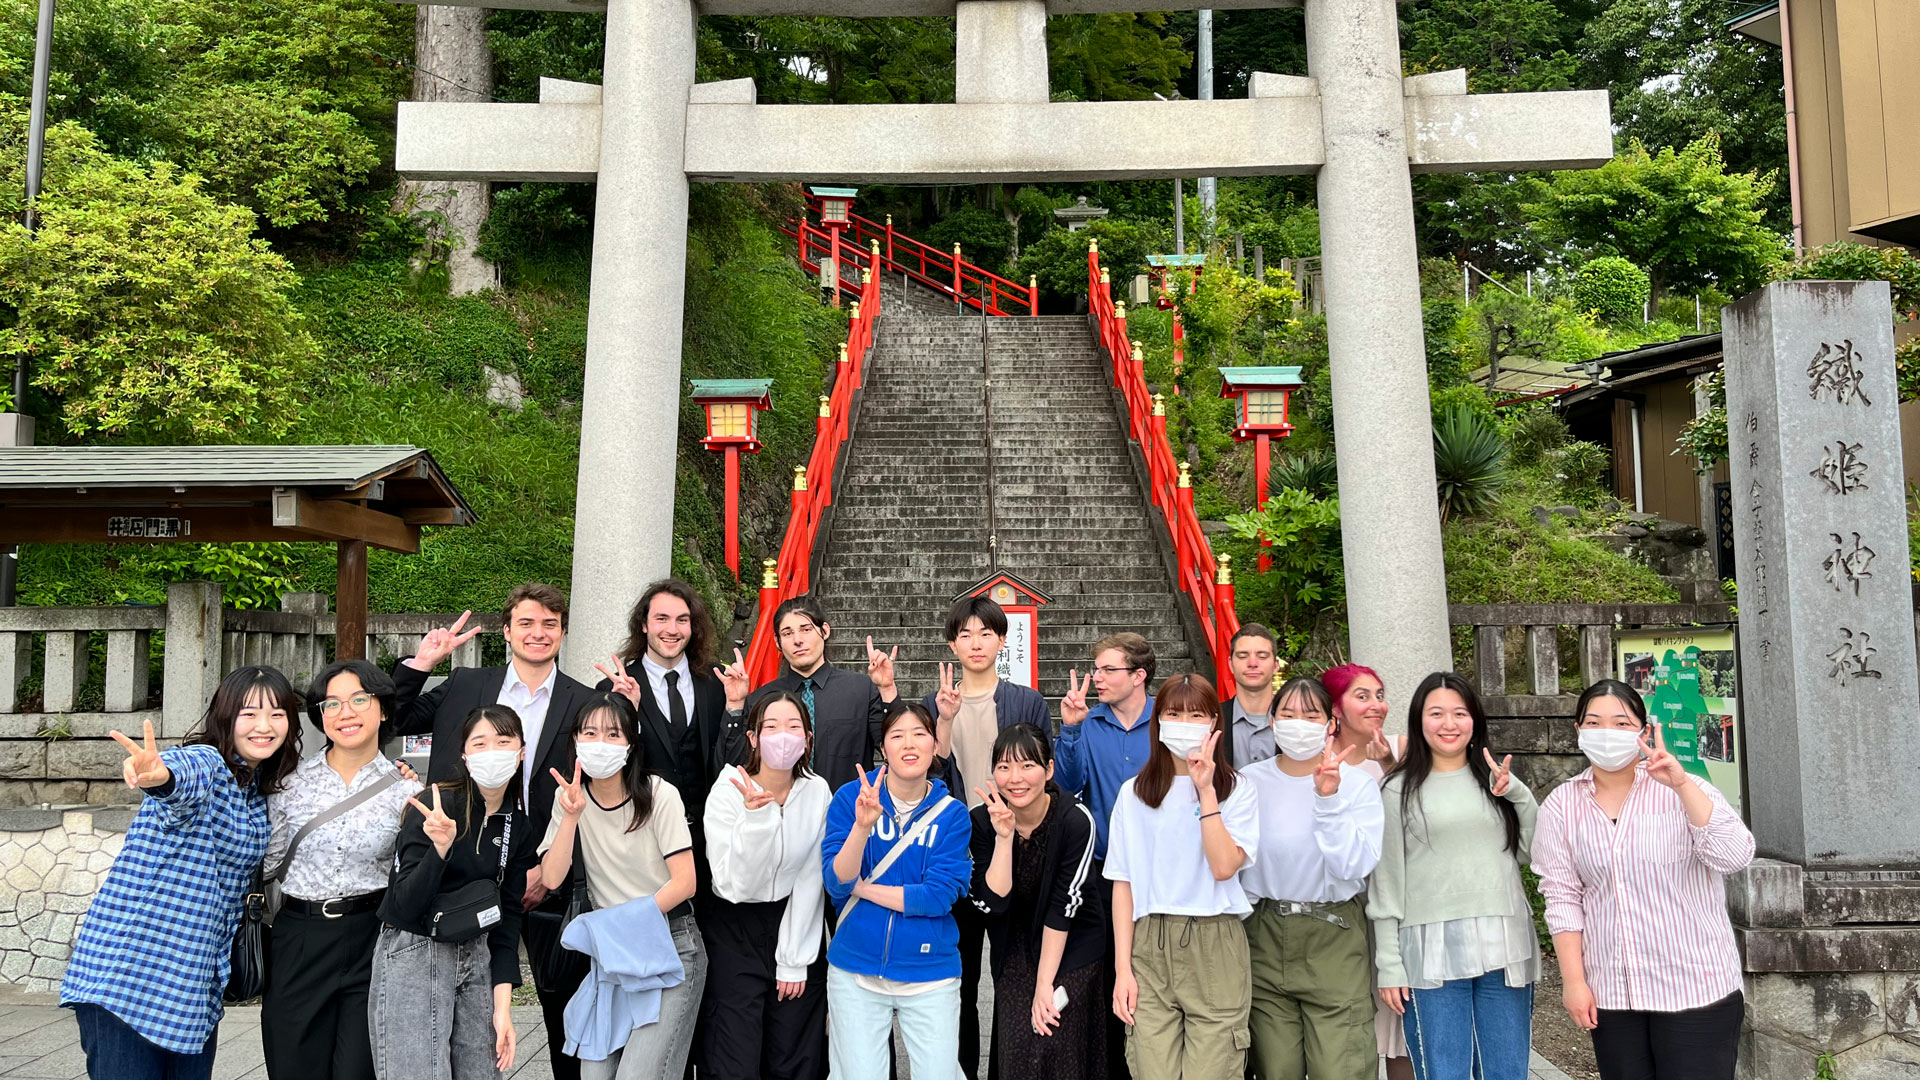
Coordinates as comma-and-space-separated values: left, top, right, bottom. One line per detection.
704, 764, 832, 982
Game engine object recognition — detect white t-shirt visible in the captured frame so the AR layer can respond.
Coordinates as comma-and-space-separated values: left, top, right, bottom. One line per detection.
1237, 759, 1384, 905
540, 776, 692, 910
1103, 774, 1260, 921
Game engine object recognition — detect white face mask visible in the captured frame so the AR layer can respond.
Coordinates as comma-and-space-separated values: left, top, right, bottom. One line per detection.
465, 748, 521, 789
1272, 718, 1331, 762
1158, 720, 1212, 759
575, 740, 630, 780
758, 732, 808, 772
1578, 728, 1643, 772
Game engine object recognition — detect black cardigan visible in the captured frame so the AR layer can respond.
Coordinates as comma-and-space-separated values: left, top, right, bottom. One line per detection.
966, 785, 1108, 981
379, 784, 542, 988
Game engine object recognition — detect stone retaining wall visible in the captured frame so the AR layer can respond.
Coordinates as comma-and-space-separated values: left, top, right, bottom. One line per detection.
0, 807, 132, 994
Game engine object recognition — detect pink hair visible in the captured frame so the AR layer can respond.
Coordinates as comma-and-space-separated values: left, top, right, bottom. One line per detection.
1320, 663, 1383, 710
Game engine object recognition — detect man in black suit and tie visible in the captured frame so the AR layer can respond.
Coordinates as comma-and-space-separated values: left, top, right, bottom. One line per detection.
390, 582, 593, 1080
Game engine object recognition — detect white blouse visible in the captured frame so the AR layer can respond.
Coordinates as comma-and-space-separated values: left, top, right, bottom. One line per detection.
705, 765, 831, 982
1103, 775, 1260, 921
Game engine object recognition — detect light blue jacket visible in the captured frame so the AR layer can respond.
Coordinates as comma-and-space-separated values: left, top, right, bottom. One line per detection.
561, 898, 685, 1062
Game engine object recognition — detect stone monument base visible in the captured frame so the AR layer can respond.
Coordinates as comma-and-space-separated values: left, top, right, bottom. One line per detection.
1732, 859, 1920, 1079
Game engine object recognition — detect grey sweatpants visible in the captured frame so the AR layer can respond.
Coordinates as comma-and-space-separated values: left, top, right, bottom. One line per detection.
369, 925, 501, 1080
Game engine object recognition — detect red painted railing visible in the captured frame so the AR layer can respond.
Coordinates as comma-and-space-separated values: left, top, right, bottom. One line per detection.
742, 267, 884, 685
789, 210, 1039, 317
1088, 244, 1240, 692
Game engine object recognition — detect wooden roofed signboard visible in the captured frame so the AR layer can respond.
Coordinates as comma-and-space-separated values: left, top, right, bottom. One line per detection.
0, 445, 475, 660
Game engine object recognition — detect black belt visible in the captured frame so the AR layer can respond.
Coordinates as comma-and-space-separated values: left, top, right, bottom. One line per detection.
283, 890, 385, 918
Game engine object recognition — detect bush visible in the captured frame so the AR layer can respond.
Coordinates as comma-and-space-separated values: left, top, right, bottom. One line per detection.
1433, 402, 1509, 524
1271, 447, 1338, 498
1547, 440, 1612, 504
926, 205, 1013, 272
1504, 405, 1569, 467
1573, 256, 1652, 324
1018, 217, 1162, 305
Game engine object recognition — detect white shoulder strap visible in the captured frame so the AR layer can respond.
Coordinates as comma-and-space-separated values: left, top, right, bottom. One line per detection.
839, 795, 956, 921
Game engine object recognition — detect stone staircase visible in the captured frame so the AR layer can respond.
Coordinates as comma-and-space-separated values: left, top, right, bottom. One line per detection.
813, 304, 1199, 703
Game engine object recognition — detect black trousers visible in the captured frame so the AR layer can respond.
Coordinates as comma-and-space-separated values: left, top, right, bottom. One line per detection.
1097, 864, 1132, 1080
1591, 990, 1744, 1080
524, 889, 589, 1080
955, 897, 990, 1080
698, 895, 829, 1080
260, 907, 379, 1080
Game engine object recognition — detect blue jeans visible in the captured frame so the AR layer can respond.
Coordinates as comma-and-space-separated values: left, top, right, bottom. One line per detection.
826, 964, 961, 1080
1402, 973, 1534, 1080
71, 1002, 217, 1080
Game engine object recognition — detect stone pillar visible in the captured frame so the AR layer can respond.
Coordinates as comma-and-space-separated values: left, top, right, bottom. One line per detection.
1724, 280, 1920, 868
403, 5, 499, 296
955, 1, 1048, 104
162, 581, 223, 737
1304, 0, 1453, 714
564, 0, 697, 679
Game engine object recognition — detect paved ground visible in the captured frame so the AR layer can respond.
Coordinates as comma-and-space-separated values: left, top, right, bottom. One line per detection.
0, 986, 1577, 1080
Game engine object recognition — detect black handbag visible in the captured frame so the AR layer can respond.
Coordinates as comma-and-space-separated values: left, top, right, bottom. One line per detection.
536, 835, 594, 989
225, 873, 269, 1003
427, 815, 513, 944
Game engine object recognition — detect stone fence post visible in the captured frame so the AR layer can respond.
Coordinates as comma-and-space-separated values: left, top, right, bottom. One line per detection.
161, 581, 222, 737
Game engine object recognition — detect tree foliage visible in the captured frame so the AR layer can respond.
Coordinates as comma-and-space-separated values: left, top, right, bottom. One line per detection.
1572, 256, 1652, 324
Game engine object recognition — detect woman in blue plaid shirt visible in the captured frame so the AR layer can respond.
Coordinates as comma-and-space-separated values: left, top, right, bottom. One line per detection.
61, 665, 304, 1080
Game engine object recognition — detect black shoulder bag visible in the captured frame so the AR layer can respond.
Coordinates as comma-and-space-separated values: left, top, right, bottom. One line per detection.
427, 813, 514, 944
536, 832, 594, 989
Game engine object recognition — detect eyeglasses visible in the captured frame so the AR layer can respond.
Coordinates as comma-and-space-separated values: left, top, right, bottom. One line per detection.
1092, 666, 1137, 677
318, 693, 376, 716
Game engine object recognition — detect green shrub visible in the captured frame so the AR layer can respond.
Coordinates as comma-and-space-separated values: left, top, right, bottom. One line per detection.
1548, 440, 1612, 504
927, 205, 1013, 273
1433, 403, 1509, 524
1019, 217, 1162, 305
1271, 447, 1338, 498
1573, 256, 1652, 324
1504, 404, 1569, 467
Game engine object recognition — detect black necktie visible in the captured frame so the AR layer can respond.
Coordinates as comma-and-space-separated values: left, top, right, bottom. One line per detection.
664, 669, 687, 739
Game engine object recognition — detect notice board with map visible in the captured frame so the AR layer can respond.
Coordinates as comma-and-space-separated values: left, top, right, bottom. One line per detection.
1615, 627, 1743, 814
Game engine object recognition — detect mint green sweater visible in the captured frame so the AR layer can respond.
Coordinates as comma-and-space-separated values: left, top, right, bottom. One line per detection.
1366, 766, 1538, 987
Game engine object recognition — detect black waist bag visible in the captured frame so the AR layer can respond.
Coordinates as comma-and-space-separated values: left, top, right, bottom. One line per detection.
427, 815, 512, 944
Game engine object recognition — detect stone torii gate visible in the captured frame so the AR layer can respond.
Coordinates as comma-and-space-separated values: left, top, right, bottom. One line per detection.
395, 0, 1612, 700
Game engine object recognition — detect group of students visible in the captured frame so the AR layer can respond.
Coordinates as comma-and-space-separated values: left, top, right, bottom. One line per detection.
56, 578, 1756, 1080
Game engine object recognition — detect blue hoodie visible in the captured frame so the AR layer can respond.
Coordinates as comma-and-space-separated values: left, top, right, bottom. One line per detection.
820, 770, 973, 983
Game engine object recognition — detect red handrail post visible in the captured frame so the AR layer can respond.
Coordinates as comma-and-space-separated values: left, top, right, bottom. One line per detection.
756, 557, 780, 682
886, 215, 896, 265
816, 396, 833, 505
829, 227, 843, 309
1174, 462, 1194, 570
953, 244, 964, 306
839, 341, 854, 393
1213, 554, 1237, 690
1150, 393, 1168, 467
1172, 311, 1186, 394
791, 466, 810, 593
1029, 275, 1039, 317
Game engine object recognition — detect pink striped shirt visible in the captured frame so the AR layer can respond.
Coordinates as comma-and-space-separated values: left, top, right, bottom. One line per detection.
1532, 766, 1754, 1012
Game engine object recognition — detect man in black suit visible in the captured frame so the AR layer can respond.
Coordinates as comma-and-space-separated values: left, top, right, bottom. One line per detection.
390, 582, 593, 1080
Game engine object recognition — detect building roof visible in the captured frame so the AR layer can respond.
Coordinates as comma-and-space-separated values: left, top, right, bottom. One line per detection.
806, 186, 859, 199
1558, 333, 1725, 410
1728, 3, 1781, 45
1146, 254, 1207, 267
1218, 366, 1306, 392
0, 444, 457, 492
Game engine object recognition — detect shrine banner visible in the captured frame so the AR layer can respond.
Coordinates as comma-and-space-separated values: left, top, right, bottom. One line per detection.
1616, 627, 1743, 813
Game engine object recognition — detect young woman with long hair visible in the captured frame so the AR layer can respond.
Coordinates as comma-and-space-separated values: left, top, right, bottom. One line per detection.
1533, 680, 1753, 1080
1105, 673, 1261, 1080
702, 691, 832, 1080
1370, 672, 1539, 1080
968, 723, 1107, 1080
539, 691, 703, 1080
62, 666, 302, 1080
1240, 676, 1384, 1080
821, 700, 973, 1080
373, 704, 540, 1080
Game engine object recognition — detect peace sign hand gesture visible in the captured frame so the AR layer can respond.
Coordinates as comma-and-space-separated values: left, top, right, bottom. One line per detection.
935, 663, 963, 723
731, 772, 777, 811
417, 610, 483, 670
1639, 723, 1689, 789
866, 637, 899, 694
593, 654, 641, 709
1315, 735, 1360, 798
1188, 730, 1221, 795
853, 766, 886, 830
715, 648, 751, 711
976, 786, 1016, 839
550, 762, 586, 819
110, 720, 170, 791
1060, 669, 1090, 727
1484, 748, 1515, 798
406, 784, 458, 859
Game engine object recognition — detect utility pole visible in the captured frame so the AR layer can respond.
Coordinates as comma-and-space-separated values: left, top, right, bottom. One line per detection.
1197, 10, 1216, 220
5, 0, 54, 607
1173, 177, 1184, 254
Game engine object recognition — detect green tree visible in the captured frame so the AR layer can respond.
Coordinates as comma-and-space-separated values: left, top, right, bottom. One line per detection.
1017, 218, 1161, 304
1526, 136, 1787, 305
0, 115, 313, 440
1049, 13, 1188, 102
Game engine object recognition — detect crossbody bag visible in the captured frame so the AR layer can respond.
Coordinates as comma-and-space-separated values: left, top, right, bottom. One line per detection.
262, 771, 405, 924
426, 813, 513, 944
839, 795, 956, 921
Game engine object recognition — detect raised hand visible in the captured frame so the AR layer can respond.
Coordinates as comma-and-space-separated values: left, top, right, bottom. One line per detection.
110, 719, 170, 791
394, 759, 421, 784
1639, 723, 1689, 789
1484, 748, 1515, 797
416, 610, 483, 670
715, 648, 751, 710
593, 654, 641, 709
853, 765, 886, 829
935, 663, 962, 723
550, 762, 586, 819
732, 772, 777, 811
1368, 726, 1393, 762
1315, 735, 1360, 798
407, 784, 457, 859
976, 787, 1015, 839
866, 637, 899, 694
1188, 730, 1221, 795
1060, 669, 1090, 727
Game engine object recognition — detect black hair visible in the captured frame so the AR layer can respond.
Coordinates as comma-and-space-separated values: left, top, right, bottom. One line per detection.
571, 692, 655, 832
991, 723, 1053, 768
1273, 676, 1332, 719
186, 666, 302, 795
881, 699, 937, 741
445, 704, 525, 838
305, 659, 398, 740
773, 596, 830, 636
1395, 671, 1521, 855
944, 596, 1008, 641
1573, 679, 1649, 728
744, 690, 815, 779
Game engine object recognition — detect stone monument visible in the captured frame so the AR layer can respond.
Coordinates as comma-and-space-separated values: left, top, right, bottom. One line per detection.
392, 0, 1614, 698
1724, 280, 1920, 1080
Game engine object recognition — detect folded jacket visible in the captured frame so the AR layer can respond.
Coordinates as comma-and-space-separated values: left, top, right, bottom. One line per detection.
561, 897, 686, 1062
